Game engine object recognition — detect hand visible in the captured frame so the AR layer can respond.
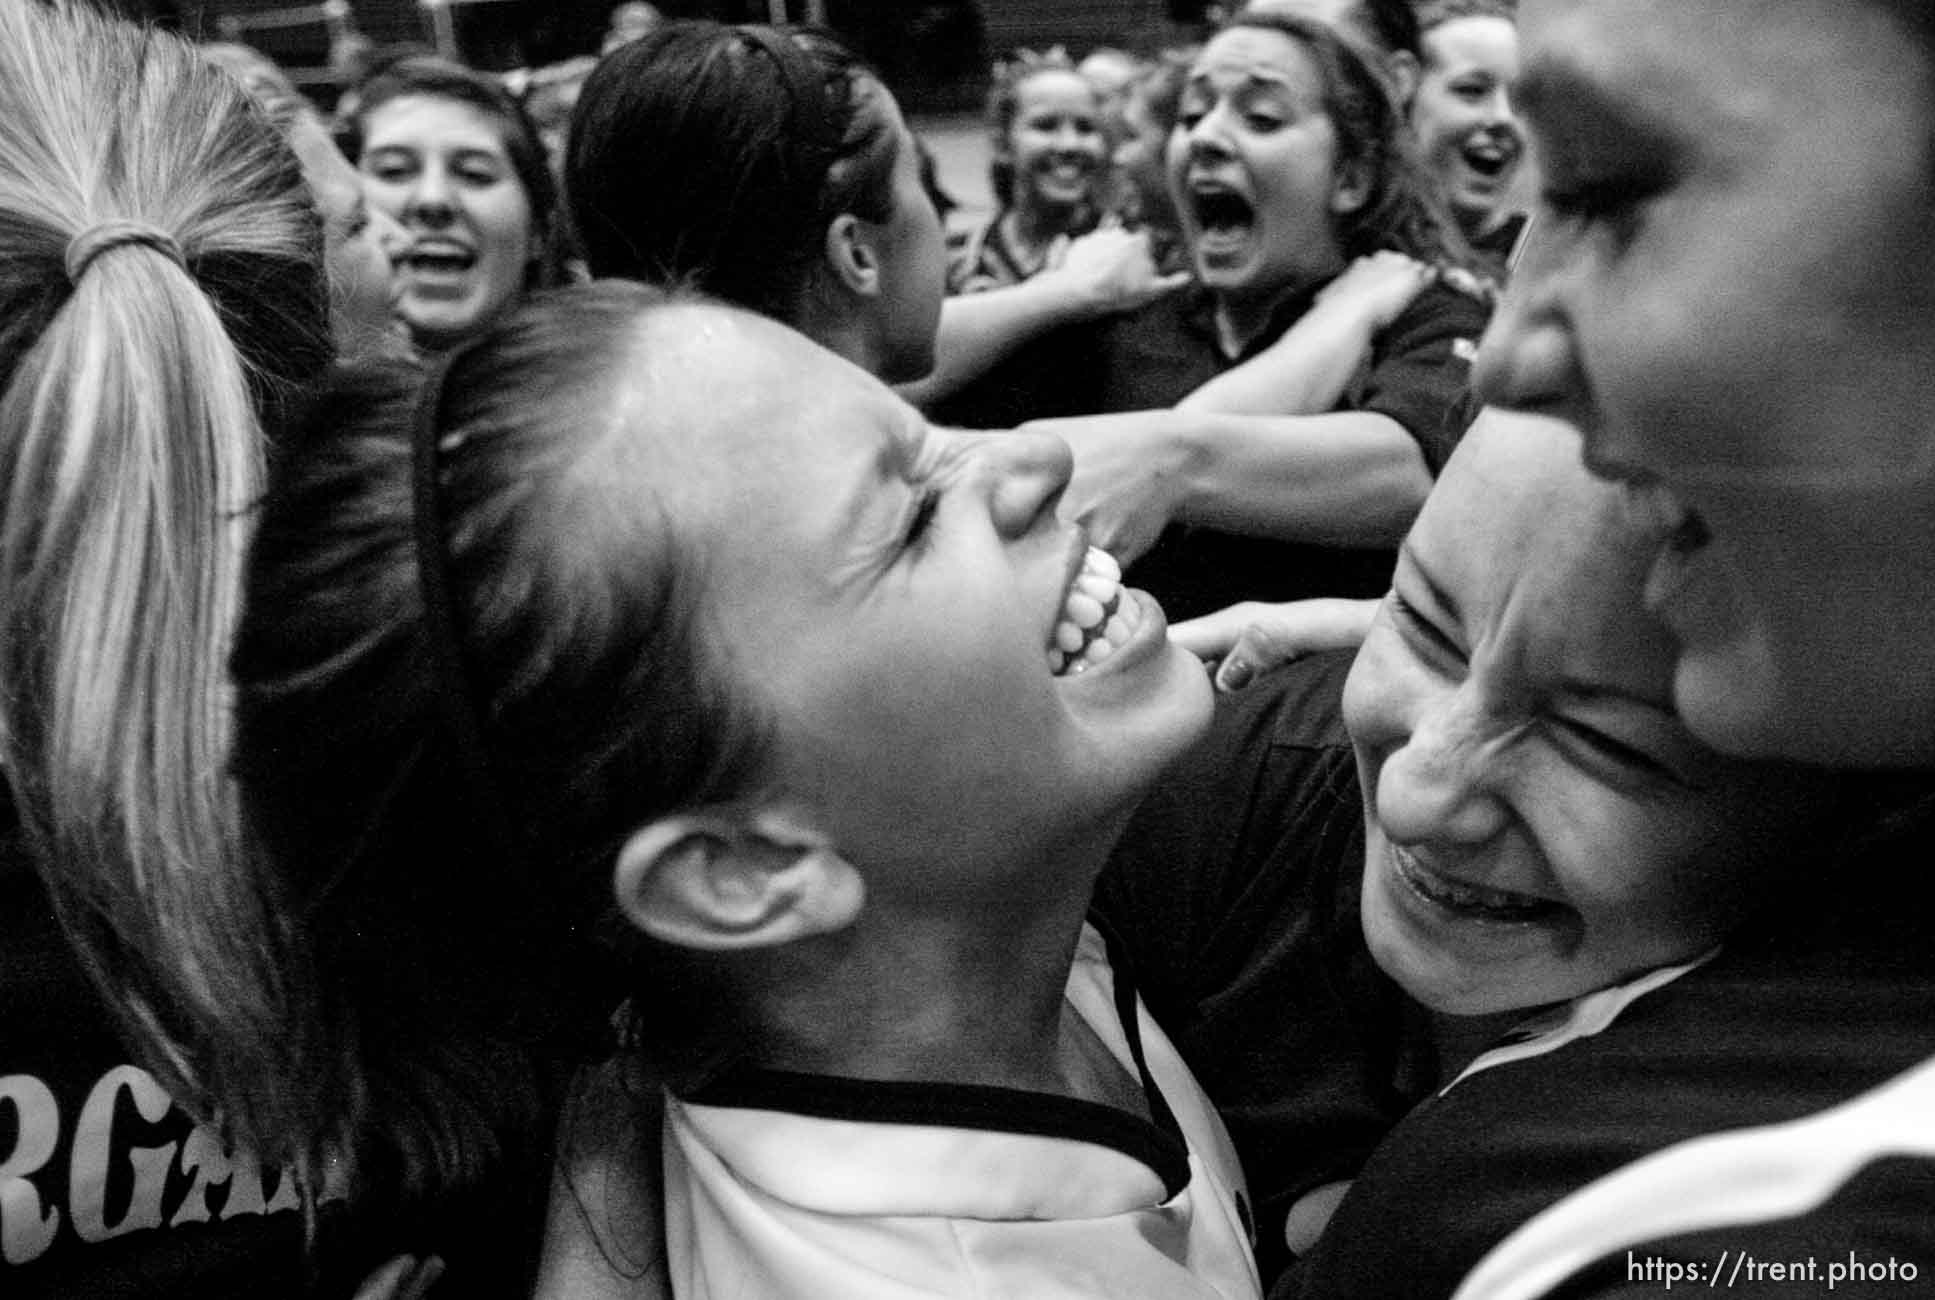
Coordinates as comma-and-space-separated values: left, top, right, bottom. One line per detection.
351, 1255, 445, 1300
1169, 597, 1380, 691
1022, 411, 1197, 566
1042, 224, 1191, 320
1315, 251, 1436, 331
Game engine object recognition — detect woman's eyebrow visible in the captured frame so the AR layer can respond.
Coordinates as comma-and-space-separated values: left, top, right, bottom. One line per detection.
1553, 677, 1677, 719
1516, 57, 1675, 142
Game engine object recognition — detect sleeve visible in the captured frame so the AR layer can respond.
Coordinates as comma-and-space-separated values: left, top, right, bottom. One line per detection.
1348, 281, 1493, 474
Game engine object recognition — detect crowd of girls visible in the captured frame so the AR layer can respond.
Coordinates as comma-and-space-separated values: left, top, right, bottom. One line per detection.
5, 0, 1933, 1297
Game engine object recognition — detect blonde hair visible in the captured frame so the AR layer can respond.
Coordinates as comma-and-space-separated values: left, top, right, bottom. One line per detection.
0, 1, 331, 1165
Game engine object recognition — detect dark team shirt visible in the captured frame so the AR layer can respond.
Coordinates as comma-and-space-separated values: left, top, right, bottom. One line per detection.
1092, 279, 1490, 620
0, 783, 552, 1297
1292, 794, 1935, 1300
0, 783, 316, 1297
1095, 653, 1425, 1288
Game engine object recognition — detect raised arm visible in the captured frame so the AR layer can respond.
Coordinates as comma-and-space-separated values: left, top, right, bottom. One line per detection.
1031, 407, 1433, 564
1180, 253, 1437, 417
900, 225, 1188, 408
1027, 278, 1488, 564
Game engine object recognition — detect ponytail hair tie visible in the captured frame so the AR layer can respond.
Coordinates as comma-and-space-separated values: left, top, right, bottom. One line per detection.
65, 219, 187, 285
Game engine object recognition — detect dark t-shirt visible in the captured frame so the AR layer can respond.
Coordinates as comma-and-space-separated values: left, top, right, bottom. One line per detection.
1092, 280, 1491, 620
0, 784, 550, 1297
1099, 661, 1935, 1300
1095, 653, 1424, 1287
0, 784, 317, 1296
1292, 797, 1935, 1300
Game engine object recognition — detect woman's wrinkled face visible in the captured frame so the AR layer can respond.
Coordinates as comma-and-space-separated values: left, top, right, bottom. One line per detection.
1005, 69, 1110, 219
634, 306, 1212, 896
1344, 413, 1832, 1017
360, 94, 537, 353
1169, 27, 1353, 342
287, 114, 405, 359
1472, 0, 1935, 766
1411, 15, 1524, 236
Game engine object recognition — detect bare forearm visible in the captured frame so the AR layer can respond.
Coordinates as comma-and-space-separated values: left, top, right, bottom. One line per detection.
899, 280, 1083, 408
1172, 410, 1434, 547
1177, 300, 1376, 417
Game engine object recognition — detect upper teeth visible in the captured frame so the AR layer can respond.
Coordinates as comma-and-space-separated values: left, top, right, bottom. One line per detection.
1049, 547, 1141, 676
1394, 845, 1553, 921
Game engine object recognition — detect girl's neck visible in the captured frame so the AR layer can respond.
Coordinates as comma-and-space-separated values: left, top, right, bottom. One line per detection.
1213, 259, 1345, 358
734, 854, 1128, 1105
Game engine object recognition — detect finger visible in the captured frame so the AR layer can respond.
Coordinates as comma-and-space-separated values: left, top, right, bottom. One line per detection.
398, 1256, 447, 1300
1214, 653, 1257, 692
1169, 615, 1241, 660
352, 1256, 417, 1300
1217, 622, 1308, 690
1153, 271, 1193, 292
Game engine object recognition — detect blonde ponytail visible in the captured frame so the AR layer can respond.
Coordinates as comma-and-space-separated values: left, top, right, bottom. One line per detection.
0, 1, 332, 1169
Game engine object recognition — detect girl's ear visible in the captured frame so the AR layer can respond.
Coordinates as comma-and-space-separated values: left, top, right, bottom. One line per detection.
613, 802, 863, 952
1330, 155, 1374, 217
1386, 50, 1421, 109
824, 212, 882, 299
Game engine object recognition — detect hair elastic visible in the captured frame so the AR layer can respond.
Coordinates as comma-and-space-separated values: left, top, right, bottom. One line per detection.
65, 219, 187, 284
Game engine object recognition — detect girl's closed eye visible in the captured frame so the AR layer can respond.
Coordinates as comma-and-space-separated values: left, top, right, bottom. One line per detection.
1389, 590, 1464, 663
1548, 711, 1693, 793
903, 486, 942, 553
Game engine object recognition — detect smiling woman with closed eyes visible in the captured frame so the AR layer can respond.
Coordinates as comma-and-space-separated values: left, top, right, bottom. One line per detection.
231, 283, 1265, 1299
1092, 412, 1857, 1292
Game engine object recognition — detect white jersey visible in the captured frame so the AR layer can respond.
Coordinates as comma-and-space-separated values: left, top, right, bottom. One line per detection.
662, 923, 1262, 1299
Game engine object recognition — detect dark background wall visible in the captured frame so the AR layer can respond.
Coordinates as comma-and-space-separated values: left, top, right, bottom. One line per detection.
135, 0, 1208, 110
